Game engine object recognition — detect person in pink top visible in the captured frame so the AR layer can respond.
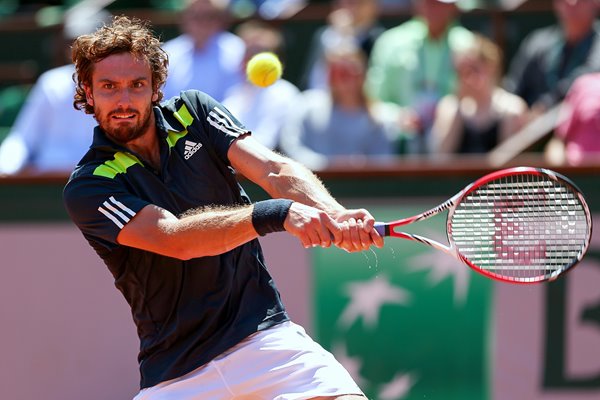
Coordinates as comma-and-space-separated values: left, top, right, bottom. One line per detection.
545, 72, 600, 165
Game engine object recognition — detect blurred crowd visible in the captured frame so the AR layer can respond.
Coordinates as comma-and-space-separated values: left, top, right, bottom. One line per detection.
0, 0, 599, 175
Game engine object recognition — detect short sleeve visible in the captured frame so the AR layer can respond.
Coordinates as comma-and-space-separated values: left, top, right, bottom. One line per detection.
63, 174, 150, 251
183, 90, 250, 163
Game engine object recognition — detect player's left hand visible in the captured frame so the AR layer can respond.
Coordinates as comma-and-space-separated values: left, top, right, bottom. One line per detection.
333, 208, 384, 252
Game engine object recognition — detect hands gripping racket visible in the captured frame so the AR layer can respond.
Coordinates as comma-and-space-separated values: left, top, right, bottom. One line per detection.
374, 167, 592, 283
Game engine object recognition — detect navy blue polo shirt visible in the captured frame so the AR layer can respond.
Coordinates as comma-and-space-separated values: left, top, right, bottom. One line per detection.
63, 90, 289, 389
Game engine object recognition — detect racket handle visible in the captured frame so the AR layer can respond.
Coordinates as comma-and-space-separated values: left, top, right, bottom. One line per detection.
374, 222, 389, 237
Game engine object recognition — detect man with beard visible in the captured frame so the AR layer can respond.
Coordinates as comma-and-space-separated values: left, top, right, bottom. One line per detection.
63, 16, 382, 400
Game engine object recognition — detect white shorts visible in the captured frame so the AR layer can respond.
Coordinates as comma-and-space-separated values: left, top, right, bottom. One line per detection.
133, 321, 364, 400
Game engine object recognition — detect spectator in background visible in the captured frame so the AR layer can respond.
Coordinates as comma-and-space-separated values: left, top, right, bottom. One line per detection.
545, 72, 600, 165
301, 0, 384, 90
504, 0, 600, 114
431, 34, 527, 154
0, 7, 110, 175
280, 46, 395, 170
366, 0, 474, 154
222, 21, 299, 150
161, 0, 245, 101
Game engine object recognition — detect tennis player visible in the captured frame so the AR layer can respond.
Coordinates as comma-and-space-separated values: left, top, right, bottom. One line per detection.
63, 16, 382, 399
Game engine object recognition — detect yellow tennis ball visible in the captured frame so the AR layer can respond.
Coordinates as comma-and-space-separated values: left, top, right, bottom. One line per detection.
246, 52, 282, 88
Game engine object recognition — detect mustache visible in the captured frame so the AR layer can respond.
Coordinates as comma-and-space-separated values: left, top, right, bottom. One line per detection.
109, 108, 138, 116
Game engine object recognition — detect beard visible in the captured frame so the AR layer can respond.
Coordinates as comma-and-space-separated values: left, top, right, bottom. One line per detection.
96, 105, 154, 145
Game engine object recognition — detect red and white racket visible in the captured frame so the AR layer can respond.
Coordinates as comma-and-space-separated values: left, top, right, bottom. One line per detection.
374, 167, 592, 283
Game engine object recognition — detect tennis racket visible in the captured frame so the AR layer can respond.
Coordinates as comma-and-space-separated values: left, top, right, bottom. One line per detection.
374, 167, 592, 283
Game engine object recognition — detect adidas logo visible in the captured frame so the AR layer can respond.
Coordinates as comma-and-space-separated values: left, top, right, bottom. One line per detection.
183, 140, 202, 160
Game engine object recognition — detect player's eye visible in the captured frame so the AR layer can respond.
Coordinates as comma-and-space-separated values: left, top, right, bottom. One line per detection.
133, 81, 145, 88
102, 83, 114, 90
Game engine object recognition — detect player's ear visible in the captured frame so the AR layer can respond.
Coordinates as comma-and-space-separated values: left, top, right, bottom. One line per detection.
151, 90, 159, 103
84, 85, 94, 106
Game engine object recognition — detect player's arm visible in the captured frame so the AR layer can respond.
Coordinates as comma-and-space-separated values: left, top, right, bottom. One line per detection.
64, 178, 267, 260
117, 197, 342, 258
228, 134, 384, 252
117, 203, 258, 260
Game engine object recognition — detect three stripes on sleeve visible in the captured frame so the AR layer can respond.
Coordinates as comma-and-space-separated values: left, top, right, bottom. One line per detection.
207, 107, 247, 137
98, 196, 137, 229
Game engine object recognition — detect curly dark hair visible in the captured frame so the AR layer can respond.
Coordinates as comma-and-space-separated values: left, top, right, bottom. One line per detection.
71, 15, 169, 114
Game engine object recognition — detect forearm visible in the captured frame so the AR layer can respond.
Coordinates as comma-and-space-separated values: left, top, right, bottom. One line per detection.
170, 205, 257, 258
119, 204, 258, 260
261, 157, 345, 217
228, 135, 384, 252
119, 198, 293, 260
229, 136, 342, 214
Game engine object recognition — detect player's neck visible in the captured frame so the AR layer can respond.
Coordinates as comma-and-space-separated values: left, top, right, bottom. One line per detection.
125, 124, 161, 171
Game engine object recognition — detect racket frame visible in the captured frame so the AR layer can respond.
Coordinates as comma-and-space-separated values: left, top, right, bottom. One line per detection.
374, 167, 593, 283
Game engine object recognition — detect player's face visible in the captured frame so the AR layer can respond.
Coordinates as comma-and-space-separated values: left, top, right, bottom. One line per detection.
86, 52, 158, 144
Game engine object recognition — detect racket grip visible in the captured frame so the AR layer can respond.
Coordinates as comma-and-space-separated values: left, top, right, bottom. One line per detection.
374, 222, 389, 237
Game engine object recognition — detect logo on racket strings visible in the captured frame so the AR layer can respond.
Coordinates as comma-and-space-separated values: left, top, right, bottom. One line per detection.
493, 197, 547, 266
493, 224, 547, 265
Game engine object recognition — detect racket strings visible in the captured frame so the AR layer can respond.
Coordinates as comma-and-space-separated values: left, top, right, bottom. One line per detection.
450, 173, 589, 282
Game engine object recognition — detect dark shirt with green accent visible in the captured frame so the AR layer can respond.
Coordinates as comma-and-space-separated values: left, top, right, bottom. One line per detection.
63, 90, 289, 389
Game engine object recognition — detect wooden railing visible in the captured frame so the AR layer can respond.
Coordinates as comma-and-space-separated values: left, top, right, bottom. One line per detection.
1, 156, 598, 222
